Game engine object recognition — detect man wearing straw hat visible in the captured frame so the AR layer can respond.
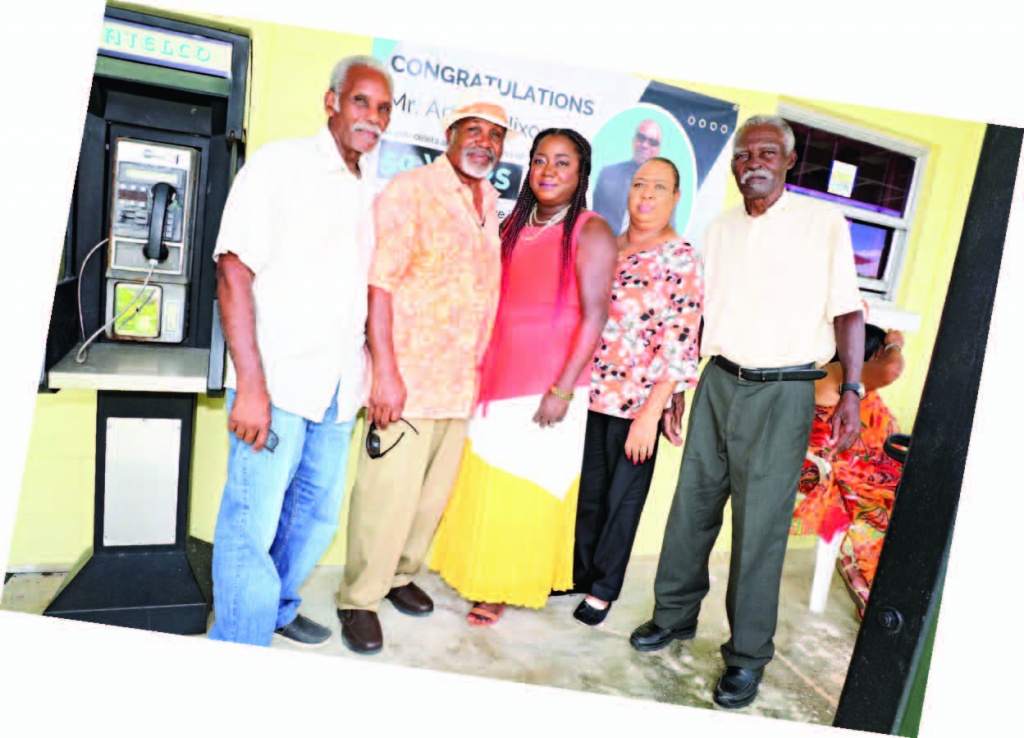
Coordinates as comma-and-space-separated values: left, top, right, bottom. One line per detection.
336, 90, 515, 654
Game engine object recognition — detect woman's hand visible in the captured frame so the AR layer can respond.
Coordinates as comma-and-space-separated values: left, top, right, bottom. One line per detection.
885, 329, 905, 347
625, 412, 660, 464
533, 391, 570, 428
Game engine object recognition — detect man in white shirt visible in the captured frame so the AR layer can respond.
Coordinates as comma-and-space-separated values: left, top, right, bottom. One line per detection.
206, 55, 393, 648
630, 115, 865, 708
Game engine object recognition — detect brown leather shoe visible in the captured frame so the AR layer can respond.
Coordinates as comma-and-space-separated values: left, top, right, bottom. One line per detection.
385, 582, 434, 616
338, 609, 383, 655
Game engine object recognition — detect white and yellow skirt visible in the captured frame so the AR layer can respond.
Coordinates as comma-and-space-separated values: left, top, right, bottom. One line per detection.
429, 391, 589, 608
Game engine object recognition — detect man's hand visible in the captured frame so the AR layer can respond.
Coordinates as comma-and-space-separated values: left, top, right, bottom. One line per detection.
660, 392, 686, 446
829, 391, 861, 457
229, 385, 272, 452
533, 392, 570, 428
369, 367, 406, 429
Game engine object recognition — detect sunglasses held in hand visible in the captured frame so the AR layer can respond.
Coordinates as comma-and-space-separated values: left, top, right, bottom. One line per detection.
366, 418, 419, 459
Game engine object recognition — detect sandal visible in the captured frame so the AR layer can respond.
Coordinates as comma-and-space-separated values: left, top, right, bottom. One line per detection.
835, 551, 870, 619
467, 602, 505, 627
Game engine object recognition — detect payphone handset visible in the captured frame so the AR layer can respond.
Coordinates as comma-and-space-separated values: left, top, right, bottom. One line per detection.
104, 138, 198, 344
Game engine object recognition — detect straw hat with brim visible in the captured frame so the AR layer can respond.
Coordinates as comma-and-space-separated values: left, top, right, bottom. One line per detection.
440, 98, 521, 139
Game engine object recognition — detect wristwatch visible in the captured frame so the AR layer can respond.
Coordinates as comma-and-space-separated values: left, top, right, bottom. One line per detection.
840, 382, 866, 399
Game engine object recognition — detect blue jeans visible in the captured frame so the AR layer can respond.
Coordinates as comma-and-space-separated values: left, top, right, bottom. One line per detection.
208, 388, 354, 646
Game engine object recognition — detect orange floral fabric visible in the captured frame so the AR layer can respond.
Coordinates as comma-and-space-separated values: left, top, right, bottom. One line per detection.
369, 155, 502, 419
790, 391, 904, 585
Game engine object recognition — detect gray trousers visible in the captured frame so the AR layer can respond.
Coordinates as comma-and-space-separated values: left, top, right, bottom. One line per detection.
653, 361, 815, 670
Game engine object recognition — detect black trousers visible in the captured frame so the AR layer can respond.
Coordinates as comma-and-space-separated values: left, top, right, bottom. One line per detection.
574, 410, 660, 602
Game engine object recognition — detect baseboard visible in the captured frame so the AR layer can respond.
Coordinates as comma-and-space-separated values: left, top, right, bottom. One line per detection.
5, 564, 73, 576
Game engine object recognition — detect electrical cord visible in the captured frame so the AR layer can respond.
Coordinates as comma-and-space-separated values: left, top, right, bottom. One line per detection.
76, 237, 107, 350
76, 252, 159, 364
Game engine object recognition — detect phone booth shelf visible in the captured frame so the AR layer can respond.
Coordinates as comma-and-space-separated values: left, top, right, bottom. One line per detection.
48, 343, 214, 394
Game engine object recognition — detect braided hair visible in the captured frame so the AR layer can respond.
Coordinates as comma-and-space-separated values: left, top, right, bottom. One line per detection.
499, 128, 593, 296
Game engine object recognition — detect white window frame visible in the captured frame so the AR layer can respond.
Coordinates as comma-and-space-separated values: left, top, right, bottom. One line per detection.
778, 102, 929, 302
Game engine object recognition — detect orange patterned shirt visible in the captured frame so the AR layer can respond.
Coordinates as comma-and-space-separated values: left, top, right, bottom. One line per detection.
369, 154, 502, 419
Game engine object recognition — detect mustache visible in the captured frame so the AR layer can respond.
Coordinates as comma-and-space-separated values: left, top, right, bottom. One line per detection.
352, 121, 382, 137
463, 146, 496, 164
741, 168, 768, 184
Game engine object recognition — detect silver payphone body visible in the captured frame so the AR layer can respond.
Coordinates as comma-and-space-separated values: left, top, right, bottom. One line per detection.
105, 138, 198, 344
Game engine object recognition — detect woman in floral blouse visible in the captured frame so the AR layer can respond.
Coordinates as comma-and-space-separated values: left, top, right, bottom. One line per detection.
571, 157, 704, 626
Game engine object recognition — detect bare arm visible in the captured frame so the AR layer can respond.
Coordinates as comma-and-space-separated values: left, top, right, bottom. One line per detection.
814, 362, 843, 406
366, 285, 406, 429
534, 216, 618, 427
217, 253, 271, 451
820, 345, 904, 401
864, 331, 905, 391
646, 240, 703, 453
626, 380, 676, 463
364, 180, 416, 430
830, 309, 866, 455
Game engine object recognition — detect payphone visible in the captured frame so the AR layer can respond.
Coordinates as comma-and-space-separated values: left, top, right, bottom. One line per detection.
103, 139, 198, 345
36, 5, 251, 637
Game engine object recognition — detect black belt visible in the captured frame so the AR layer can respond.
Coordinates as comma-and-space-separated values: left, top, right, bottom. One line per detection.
711, 355, 826, 382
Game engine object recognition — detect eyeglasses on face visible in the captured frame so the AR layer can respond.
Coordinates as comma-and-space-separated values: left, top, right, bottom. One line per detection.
365, 417, 420, 459
635, 132, 661, 147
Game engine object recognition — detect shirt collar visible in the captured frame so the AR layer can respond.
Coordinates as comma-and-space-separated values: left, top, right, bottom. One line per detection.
314, 124, 359, 177
741, 187, 793, 222
434, 152, 500, 209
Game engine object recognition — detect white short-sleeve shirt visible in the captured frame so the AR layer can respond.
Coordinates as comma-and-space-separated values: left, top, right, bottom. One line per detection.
213, 125, 374, 423
700, 190, 864, 368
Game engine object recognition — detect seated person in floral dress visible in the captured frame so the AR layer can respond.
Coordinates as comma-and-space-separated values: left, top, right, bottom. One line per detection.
791, 323, 907, 619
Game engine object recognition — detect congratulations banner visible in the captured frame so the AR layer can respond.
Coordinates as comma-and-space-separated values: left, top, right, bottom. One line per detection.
367, 38, 738, 250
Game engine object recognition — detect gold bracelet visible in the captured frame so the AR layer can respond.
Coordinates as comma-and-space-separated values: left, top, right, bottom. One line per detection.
549, 385, 573, 402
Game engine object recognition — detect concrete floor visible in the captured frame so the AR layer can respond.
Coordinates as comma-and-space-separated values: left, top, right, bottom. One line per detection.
1, 547, 860, 726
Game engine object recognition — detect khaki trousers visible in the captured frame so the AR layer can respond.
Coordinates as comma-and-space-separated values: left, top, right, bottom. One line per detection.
336, 417, 467, 611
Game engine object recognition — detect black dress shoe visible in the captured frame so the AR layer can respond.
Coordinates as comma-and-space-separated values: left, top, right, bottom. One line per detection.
273, 614, 333, 648
338, 609, 383, 655
386, 582, 434, 616
573, 599, 611, 626
629, 619, 696, 652
713, 665, 765, 709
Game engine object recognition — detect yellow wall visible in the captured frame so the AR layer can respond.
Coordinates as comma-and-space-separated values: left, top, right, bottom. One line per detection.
6, 6, 985, 569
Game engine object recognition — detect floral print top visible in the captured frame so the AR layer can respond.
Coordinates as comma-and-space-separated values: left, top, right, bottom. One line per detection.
589, 238, 704, 419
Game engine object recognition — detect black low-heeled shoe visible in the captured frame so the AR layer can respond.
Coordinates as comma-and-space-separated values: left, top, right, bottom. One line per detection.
573, 598, 611, 626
